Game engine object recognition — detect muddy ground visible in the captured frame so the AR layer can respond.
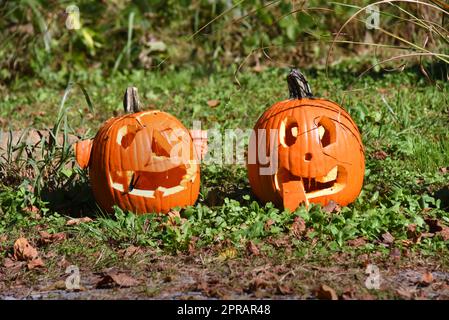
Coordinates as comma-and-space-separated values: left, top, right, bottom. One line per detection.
2, 248, 449, 300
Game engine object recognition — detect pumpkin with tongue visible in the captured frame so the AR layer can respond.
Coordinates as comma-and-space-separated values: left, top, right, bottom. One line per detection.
74, 87, 200, 214
247, 69, 365, 212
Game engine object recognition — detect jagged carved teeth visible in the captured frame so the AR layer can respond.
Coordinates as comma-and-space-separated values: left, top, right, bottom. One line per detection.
275, 165, 340, 196
109, 161, 197, 198
315, 165, 338, 183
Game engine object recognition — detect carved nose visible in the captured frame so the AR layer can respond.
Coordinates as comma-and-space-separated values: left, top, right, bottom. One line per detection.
304, 153, 312, 161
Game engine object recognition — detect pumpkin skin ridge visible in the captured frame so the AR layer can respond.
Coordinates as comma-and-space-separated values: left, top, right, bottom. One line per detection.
247, 72, 365, 211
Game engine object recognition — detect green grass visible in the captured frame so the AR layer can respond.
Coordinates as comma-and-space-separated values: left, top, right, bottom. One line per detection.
1, 65, 449, 266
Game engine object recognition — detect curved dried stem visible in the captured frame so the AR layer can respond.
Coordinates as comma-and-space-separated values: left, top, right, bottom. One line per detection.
123, 87, 140, 114
326, 0, 449, 75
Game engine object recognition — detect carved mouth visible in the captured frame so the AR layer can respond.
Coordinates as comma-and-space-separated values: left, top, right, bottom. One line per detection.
109, 161, 197, 198
274, 165, 346, 208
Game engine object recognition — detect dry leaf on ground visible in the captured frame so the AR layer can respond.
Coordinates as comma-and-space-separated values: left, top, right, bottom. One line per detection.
122, 245, 143, 258
3, 257, 24, 271
372, 150, 388, 160
39, 231, 66, 244
420, 272, 434, 286
246, 241, 260, 256
322, 200, 340, 213
207, 99, 220, 108
381, 232, 395, 245
316, 284, 338, 300
218, 248, 237, 261
13, 237, 45, 269
290, 216, 306, 238
66, 217, 93, 226
14, 238, 39, 261
347, 237, 366, 247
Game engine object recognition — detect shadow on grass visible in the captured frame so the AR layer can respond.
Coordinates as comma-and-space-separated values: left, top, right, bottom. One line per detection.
41, 181, 99, 218
434, 186, 449, 211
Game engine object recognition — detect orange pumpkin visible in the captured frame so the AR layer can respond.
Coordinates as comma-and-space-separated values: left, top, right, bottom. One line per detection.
247, 70, 365, 211
74, 87, 200, 214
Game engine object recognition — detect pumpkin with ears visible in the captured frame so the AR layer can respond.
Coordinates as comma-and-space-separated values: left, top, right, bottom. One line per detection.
74, 87, 200, 214
247, 69, 365, 211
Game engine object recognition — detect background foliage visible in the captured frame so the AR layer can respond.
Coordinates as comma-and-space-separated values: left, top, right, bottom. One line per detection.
1, 0, 448, 85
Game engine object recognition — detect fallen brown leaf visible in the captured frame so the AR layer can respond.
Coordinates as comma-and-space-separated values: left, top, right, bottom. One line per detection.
420, 272, 434, 286
407, 224, 417, 237
167, 210, 186, 226
381, 232, 395, 245
406, 224, 422, 244
123, 245, 142, 259
66, 217, 93, 226
57, 256, 70, 269
396, 288, 414, 299
372, 150, 388, 160
249, 277, 270, 291
347, 237, 366, 247
290, 216, 306, 238
39, 231, 66, 244
389, 247, 401, 261
13, 237, 45, 270
218, 247, 237, 261
96, 270, 140, 288
27, 206, 41, 219
277, 283, 293, 294
439, 226, 449, 241
316, 284, 338, 300
322, 200, 340, 213
401, 239, 414, 247
340, 288, 356, 300
246, 241, 260, 256
27, 257, 45, 269
207, 99, 220, 108
421, 232, 435, 239
358, 253, 370, 267
14, 238, 39, 261
439, 166, 449, 174
266, 236, 290, 248
3, 257, 21, 269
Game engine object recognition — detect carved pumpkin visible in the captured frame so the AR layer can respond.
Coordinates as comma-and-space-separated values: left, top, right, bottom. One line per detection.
247, 70, 365, 211
74, 87, 200, 214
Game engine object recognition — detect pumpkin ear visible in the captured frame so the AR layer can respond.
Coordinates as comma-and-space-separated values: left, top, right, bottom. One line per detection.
74, 139, 93, 169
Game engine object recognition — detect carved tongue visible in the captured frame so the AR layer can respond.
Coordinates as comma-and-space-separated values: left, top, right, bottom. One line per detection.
282, 180, 309, 211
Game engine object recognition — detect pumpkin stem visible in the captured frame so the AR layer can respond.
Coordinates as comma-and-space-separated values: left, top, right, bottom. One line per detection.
123, 87, 140, 113
287, 69, 313, 99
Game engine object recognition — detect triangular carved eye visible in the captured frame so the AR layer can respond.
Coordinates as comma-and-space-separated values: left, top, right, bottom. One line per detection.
317, 116, 336, 148
116, 125, 141, 148
280, 116, 298, 147
152, 129, 173, 157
